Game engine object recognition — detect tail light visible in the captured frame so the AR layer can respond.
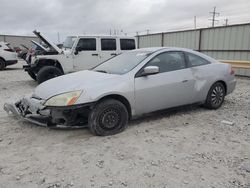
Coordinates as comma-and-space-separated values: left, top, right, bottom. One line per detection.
4, 49, 14, 52
230, 66, 235, 75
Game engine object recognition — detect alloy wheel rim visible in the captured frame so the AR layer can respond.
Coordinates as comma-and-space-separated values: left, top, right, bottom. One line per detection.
211, 86, 224, 105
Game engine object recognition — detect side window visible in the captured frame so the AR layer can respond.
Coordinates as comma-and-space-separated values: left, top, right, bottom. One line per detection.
120, 39, 135, 50
76, 38, 96, 51
146, 52, 186, 73
186, 52, 210, 67
101, 39, 116, 51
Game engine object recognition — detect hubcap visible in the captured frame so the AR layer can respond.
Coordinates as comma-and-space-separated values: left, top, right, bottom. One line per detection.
211, 86, 224, 105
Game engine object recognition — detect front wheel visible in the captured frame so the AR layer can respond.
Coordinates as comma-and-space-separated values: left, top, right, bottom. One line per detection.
88, 99, 128, 136
27, 70, 37, 81
204, 82, 226, 109
37, 66, 63, 84
0, 59, 5, 70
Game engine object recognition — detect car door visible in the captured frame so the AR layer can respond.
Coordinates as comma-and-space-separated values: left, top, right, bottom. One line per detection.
134, 51, 195, 115
99, 38, 118, 62
73, 38, 101, 71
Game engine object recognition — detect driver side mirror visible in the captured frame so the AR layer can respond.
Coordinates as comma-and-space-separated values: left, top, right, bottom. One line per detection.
141, 66, 159, 76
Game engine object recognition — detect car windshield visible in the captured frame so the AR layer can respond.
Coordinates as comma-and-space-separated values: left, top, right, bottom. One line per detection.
93, 51, 151, 75
63, 36, 77, 49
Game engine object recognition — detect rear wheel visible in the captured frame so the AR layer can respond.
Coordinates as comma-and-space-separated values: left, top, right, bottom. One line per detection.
88, 99, 128, 136
37, 66, 63, 84
204, 82, 226, 109
0, 59, 5, 70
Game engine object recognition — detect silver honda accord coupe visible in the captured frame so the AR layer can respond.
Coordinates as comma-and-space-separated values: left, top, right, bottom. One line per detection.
4, 47, 236, 136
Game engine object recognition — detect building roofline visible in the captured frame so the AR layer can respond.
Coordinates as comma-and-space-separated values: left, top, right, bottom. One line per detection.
0, 34, 37, 38
138, 22, 250, 37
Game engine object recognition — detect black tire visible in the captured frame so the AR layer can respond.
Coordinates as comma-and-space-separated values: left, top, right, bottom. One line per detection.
0, 59, 5, 70
37, 66, 63, 84
88, 99, 129, 136
22, 53, 27, 60
204, 82, 226, 109
27, 70, 37, 81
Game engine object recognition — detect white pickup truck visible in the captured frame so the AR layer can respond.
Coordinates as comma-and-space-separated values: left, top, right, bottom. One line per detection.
24, 31, 137, 84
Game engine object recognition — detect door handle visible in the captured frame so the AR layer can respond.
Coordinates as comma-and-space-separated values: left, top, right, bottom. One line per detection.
92, 53, 98, 56
111, 53, 117, 56
182, 80, 188, 83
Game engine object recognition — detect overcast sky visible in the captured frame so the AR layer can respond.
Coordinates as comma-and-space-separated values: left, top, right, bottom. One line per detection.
0, 0, 250, 42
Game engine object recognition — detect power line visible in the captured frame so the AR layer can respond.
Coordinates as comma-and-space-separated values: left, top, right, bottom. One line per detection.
209, 6, 220, 27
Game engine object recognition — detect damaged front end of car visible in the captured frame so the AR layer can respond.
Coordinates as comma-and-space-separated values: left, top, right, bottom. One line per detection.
3, 95, 92, 128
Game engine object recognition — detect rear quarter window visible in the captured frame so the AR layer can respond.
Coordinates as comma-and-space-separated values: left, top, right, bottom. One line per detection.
186, 52, 210, 67
120, 39, 135, 50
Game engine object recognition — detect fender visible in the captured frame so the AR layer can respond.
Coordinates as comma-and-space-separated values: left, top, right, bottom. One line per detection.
0, 56, 6, 62
27, 58, 64, 74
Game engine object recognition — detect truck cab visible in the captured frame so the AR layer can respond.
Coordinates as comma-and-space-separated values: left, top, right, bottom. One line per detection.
24, 31, 137, 84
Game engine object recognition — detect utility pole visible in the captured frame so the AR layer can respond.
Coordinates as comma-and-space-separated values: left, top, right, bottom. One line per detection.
57, 32, 60, 43
209, 6, 220, 27
146, 29, 149, 35
109, 29, 112, 36
194, 16, 197, 29
224, 19, 229, 26
136, 31, 139, 36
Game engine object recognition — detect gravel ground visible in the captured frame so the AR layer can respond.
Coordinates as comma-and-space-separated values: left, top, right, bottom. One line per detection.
0, 61, 249, 188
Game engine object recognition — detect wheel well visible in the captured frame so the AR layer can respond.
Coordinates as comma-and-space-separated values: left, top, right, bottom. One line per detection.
216, 80, 227, 94
98, 94, 132, 119
36, 59, 64, 73
0, 57, 6, 62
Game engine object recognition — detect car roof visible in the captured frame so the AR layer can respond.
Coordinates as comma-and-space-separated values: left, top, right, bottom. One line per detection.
133, 47, 197, 53
132, 47, 217, 63
67, 35, 136, 39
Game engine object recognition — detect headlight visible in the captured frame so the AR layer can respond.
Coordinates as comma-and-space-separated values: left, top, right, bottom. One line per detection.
44, 90, 82, 106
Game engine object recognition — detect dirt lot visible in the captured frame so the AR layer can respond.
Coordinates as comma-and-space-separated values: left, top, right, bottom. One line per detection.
0, 61, 249, 188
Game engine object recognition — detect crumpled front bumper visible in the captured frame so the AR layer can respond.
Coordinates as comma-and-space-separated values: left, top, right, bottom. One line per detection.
4, 97, 50, 127
4, 96, 92, 128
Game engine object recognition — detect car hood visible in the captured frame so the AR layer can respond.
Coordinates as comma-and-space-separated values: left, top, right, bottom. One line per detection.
33, 30, 62, 54
31, 40, 48, 52
34, 70, 120, 100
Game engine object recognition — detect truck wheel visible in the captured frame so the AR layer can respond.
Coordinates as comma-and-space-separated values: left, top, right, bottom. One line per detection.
0, 59, 5, 70
37, 66, 63, 84
27, 70, 37, 81
88, 99, 128, 136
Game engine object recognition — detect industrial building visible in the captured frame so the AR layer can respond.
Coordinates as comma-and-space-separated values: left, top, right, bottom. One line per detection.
0, 34, 39, 48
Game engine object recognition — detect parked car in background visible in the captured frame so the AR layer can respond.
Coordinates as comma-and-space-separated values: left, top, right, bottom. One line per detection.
4, 47, 236, 136
23, 30, 137, 84
0, 42, 18, 70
